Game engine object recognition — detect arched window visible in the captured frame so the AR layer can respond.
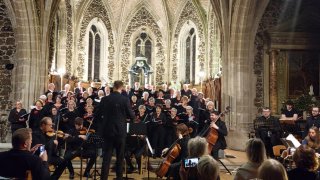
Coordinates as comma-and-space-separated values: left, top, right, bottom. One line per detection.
185, 28, 196, 84
87, 25, 101, 81
135, 32, 152, 64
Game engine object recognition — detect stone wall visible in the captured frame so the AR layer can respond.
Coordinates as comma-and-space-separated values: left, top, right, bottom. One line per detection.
0, 0, 15, 112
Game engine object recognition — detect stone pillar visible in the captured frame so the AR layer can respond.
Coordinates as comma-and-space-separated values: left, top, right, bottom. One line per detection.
269, 49, 279, 113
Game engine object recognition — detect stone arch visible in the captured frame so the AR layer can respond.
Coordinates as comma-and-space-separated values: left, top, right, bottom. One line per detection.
77, 0, 114, 82
171, 1, 206, 81
208, 6, 221, 78
120, 7, 165, 85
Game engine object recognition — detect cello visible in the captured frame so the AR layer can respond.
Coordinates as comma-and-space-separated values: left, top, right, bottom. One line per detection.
205, 106, 231, 153
155, 139, 181, 178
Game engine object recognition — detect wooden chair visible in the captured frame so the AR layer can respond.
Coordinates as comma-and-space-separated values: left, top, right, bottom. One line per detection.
26, 170, 32, 180
273, 145, 287, 157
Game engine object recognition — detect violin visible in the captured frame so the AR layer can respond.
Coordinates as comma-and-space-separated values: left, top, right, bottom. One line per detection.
46, 130, 65, 138
78, 127, 95, 135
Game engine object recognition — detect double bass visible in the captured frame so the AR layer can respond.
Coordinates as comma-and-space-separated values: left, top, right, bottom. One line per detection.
205, 106, 230, 153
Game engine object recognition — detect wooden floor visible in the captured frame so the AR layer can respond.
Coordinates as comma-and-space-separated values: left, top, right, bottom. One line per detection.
59, 149, 246, 180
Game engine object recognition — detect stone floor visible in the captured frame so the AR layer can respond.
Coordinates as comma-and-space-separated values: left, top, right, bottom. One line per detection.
59, 149, 246, 180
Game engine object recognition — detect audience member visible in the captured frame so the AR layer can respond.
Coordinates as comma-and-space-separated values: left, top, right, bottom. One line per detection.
258, 159, 288, 180
197, 155, 220, 180
234, 138, 266, 180
0, 128, 50, 179
288, 146, 319, 180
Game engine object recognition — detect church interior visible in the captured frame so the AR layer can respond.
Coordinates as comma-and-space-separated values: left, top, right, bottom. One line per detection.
1, 0, 320, 179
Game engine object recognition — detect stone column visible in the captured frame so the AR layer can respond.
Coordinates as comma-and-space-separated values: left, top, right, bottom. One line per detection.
269, 49, 279, 113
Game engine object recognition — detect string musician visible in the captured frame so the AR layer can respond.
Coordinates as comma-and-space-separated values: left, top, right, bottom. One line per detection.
124, 105, 149, 173
302, 126, 320, 153
64, 117, 97, 179
158, 123, 191, 179
31, 117, 67, 180
199, 111, 228, 159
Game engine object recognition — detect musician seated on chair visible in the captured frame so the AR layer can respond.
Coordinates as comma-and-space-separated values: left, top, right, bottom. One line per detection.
302, 126, 320, 153
198, 111, 228, 159
64, 117, 97, 179
160, 123, 191, 180
254, 107, 282, 158
0, 128, 50, 180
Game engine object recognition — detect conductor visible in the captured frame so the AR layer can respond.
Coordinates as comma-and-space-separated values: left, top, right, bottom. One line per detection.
97, 80, 135, 180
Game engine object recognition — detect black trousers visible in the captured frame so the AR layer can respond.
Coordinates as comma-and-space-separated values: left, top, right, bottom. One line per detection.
101, 137, 126, 180
64, 148, 96, 174
49, 155, 67, 180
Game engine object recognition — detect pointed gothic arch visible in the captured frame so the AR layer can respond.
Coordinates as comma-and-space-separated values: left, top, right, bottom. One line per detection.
77, 0, 114, 82
120, 7, 165, 85
171, 1, 206, 83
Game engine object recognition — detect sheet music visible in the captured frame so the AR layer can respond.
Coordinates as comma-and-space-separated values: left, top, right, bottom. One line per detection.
286, 134, 301, 148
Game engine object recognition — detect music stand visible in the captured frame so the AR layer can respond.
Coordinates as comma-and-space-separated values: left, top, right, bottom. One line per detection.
124, 123, 149, 179
145, 137, 154, 180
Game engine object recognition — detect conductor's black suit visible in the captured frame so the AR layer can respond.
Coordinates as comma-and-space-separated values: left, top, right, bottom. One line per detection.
97, 91, 135, 180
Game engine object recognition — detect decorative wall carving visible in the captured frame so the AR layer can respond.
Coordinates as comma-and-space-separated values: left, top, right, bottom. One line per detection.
254, 0, 284, 108
0, 0, 15, 111
171, 1, 205, 80
65, 0, 72, 74
48, 20, 55, 71
77, 0, 114, 82
120, 7, 165, 85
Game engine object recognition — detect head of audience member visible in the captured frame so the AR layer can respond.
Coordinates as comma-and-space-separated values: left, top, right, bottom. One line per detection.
258, 159, 288, 180
48, 83, 55, 91
40, 117, 54, 133
311, 107, 320, 117
15, 101, 22, 110
12, 128, 32, 151
293, 146, 319, 171
286, 100, 294, 111
206, 101, 215, 111
245, 138, 266, 165
47, 93, 53, 102
114, 80, 124, 92
188, 136, 208, 158
262, 107, 271, 118
197, 155, 220, 180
